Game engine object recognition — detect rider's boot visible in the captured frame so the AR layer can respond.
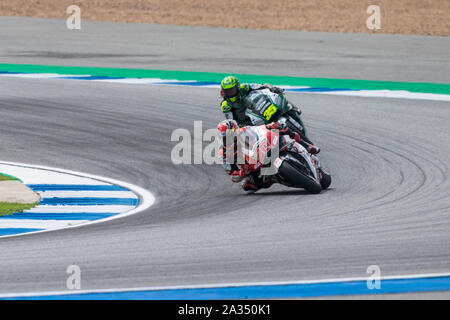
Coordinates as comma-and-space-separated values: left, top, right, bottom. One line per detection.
242, 177, 259, 194
261, 175, 276, 189
242, 175, 276, 194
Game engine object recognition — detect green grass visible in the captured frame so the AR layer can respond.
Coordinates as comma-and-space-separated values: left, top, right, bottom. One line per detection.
0, 173, 20, 181
0, 202, 38, 217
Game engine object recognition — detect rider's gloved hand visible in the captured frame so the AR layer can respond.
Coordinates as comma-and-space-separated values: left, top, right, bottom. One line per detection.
266, 121, 288, 133
263, 83, 285, 95
288, 102, 302, 115
271, 87, 285, 94
239, 164, 250, 178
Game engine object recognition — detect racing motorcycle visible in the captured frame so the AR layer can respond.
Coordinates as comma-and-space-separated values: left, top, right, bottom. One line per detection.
236, 122, 331, 194
242, 88, 314, 144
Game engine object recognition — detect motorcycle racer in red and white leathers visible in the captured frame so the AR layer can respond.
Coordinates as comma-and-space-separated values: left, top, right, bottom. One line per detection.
217, 119, 320, 193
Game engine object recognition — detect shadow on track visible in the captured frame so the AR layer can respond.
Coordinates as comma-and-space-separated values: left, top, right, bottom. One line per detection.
249, 188, 334, 196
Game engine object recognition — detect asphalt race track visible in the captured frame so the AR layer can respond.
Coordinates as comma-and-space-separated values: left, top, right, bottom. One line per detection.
0, 17, 449, 297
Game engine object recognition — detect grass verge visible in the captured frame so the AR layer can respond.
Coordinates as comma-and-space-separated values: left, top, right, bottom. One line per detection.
0, 173, 20, 181
0, 202, 38, 217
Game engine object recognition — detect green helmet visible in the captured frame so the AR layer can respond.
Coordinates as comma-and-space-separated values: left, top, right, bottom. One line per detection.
221, 76, 240, 103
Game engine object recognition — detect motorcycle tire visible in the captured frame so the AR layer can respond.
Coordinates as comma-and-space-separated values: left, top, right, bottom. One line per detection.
319, 168, 332, 190
278, 161, 322, 194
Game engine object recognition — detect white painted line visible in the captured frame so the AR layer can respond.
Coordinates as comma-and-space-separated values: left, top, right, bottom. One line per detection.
0, 73, 62, 79
25, 205, 135, 213
1, 72, 448, 102
36, 191, 138, 199
0, 164, 110, 185
0, 271, 449, 299
312, 89, 450, 102
0, 73, 91, 79
92, 78, 195, 84
0, 219, 87, 229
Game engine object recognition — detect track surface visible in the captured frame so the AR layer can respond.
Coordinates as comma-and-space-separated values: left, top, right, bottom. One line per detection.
0, 17, 449, 296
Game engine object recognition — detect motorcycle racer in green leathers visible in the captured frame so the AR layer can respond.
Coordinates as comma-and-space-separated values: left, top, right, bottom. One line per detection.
220, 75, 284, 125
219, 75, 317, 146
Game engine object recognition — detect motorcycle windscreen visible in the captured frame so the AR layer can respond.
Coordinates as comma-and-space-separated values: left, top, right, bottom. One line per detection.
245, 91, 284, 122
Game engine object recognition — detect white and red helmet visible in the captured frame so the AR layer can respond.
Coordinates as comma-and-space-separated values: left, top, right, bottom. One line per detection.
217, 119, 239, 139
217, 119, 240, 152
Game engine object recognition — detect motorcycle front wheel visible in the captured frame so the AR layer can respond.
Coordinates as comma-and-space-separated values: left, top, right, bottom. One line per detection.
278, 161, 322, 194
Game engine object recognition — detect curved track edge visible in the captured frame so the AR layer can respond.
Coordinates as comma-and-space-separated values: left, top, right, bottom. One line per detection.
0, 161, 155, 239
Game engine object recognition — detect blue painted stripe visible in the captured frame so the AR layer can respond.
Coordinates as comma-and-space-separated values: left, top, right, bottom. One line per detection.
0, 228, 44, 236
153, 82, 360, 91
58, 76, 126, 80
27, 184, 129, 191
154, 81, 220, 86
39, 198, 138, 206
0, 72, 362, 92
0, 212, 117, 220
0, 71, 24, 74
4, 276, 450, 300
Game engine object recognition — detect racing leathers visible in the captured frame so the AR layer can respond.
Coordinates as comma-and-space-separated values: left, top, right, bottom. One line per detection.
218, 120, 320, 193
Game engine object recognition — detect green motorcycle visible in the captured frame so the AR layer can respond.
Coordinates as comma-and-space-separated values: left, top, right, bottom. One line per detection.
243, 89, 313, 144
